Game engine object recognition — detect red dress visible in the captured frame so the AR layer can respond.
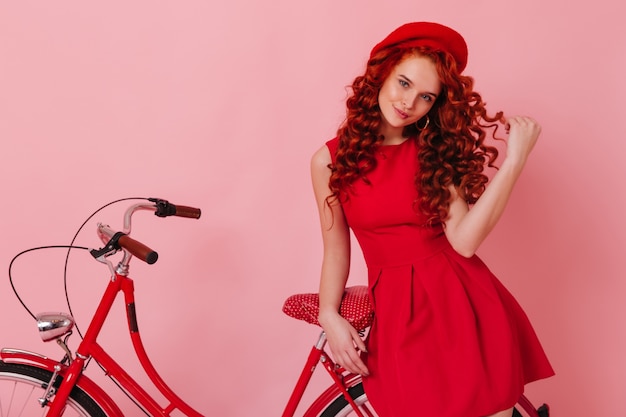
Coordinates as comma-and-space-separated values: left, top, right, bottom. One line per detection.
326, 137, 554, 417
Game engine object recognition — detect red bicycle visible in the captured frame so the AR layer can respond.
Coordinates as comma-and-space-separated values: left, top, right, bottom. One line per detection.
0, 198, 550, 416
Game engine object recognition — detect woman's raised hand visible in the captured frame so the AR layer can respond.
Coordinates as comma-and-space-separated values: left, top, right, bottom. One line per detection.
319, 311, 370, 376
503, 116, 541, 166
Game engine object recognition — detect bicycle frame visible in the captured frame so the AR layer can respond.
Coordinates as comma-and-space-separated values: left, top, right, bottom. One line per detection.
3, 270, 202, 416
282, 332, 373, 417
67, 269, 201, 416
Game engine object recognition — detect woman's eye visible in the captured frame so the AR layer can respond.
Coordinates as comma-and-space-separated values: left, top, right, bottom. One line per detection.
399, 79, 409, 88
421, 94, 432, 102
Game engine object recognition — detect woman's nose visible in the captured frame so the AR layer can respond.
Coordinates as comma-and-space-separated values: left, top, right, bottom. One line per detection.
402, 92, 418, 109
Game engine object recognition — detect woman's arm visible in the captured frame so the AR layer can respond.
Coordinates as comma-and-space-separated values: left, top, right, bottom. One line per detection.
311, 145, 369, 376
444, 116, 541, 257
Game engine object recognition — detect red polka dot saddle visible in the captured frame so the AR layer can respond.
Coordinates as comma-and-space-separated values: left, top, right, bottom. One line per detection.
282, 286, 374, 332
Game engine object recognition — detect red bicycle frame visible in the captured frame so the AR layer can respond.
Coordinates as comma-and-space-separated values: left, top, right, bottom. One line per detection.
0, 270, 203, 417
282, 332, 374, 417
47, 271, 202, 416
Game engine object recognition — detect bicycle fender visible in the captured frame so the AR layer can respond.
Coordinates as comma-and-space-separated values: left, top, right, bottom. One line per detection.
1, 348, 124, 417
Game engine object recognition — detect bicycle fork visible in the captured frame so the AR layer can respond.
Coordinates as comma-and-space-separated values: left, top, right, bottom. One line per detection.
282, 331, 369, 417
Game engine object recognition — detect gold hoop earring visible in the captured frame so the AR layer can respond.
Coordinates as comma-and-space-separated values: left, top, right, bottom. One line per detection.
416, 115, 430, 130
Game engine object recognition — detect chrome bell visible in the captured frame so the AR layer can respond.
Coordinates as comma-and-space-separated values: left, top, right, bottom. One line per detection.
36, 312, 75, 342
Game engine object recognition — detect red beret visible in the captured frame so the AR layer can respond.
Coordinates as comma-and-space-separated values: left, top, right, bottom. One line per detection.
370, 22, 468, 72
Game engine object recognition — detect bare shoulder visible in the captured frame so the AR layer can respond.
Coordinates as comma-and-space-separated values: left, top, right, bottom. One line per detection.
311, 144, 333, 201
311, 144, 332, 170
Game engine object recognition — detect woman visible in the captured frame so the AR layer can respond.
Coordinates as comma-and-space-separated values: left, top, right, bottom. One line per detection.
311, 22, 554, 417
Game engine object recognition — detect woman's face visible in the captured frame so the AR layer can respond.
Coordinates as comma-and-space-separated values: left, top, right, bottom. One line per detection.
377, 54, 441, 137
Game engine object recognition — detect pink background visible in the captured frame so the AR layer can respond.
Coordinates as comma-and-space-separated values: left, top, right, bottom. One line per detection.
1, 1, 624, 416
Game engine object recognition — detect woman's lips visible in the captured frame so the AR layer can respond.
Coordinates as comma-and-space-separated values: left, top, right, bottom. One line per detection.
394, 107, 409, 119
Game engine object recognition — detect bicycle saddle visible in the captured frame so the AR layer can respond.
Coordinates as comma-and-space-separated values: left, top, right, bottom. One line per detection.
282, 286, 374, 332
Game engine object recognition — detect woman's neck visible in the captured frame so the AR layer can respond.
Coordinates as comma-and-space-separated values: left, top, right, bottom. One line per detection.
379, 124, 406, 145
381, 132, 408, 146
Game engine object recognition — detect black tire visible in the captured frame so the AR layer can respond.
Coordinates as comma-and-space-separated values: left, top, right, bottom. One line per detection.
0, 361, 109, 417
319, 382, 372, 417
319, 382, 534, 417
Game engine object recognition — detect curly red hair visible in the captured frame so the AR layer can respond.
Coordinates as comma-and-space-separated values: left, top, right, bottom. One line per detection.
328, 45, 503, 224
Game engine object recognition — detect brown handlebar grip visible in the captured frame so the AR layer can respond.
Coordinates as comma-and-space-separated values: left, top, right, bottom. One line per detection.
174, 205, 201, 219
118, 234, 158, 264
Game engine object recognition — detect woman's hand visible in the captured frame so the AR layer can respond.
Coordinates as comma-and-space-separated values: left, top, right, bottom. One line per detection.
319, 311, 370, 376
503, 116, 541, 166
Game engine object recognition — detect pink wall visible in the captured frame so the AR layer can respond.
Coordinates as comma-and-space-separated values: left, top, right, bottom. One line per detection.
1, 0, 624, 415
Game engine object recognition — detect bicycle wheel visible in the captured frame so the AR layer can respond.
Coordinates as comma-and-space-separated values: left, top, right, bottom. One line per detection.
0, 361, 109, 417
318, 382, 376, 417
318, 382, 544, 417
514, 398, 550, 417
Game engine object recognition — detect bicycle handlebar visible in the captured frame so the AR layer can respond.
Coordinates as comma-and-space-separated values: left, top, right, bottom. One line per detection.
96, 225, 159, 265
92, 199, 201, 266
168, 204, 201, 219
117, 233, 159, 265
150, 198, 201, 219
